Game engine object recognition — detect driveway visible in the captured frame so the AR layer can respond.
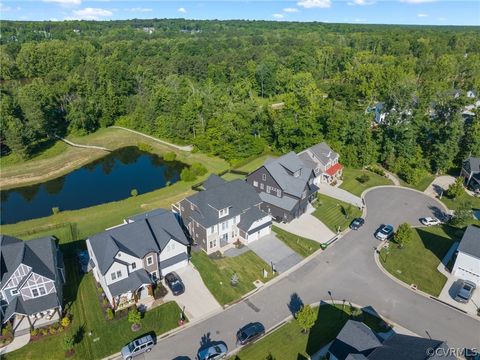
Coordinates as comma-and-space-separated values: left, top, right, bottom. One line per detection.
424, 175, 455, 199
248, 234, 302, 273
317, 183, 363, 207
143, 188, 478, 359
276, 204, 335, 243
163, 263, 222, 321
438, 275, 480, 316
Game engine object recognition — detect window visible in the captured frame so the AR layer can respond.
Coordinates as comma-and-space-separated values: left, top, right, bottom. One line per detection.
39, 287, 46, 296
131, 263, 137, 270
31, 287, 45, 298
260, 183, 264, 190
146, 256, 154, 266
253, 181, 258, 187
277, 189, 281, 197
219, 208, 229, 218
190, 204, 194, 210
262, 174, 266, 181
111, 272, 117, 281
116, 270, 122, 278
266, 185, 271, 194
32, 288, 39, 297
10, 289, 18, 296
302, 190, 307, 199
222, 221, 227, 231
209, 240, 217, 249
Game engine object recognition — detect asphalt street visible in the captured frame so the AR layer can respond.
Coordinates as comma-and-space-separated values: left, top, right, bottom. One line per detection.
142, 187, 480, 360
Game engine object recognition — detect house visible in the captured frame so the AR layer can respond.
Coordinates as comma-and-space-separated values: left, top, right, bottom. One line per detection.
175, 175, 271, 254
298, 142, 343, 185
460, 157, 480, 193
0, 235, 65, 332
86, 209, 189, 310
452, 225, 480, 285
328, 320, 454, 360
246, 152, 318, 223
368, 102, 386, 124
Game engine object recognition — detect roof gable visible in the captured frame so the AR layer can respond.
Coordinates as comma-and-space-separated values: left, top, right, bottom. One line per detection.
457, 225, 480, 259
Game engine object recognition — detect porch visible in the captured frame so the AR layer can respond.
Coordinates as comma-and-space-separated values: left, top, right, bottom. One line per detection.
12, 308, 61, 335
113, 283, 155, 311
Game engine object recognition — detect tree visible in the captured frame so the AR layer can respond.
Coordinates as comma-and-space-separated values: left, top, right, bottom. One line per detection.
62, 334, 75, 355
394, 223, 413, 248
295, 304, 317, 334
128, 308, 141, 330
446, 177, 464, 200
450, 201, 473, 227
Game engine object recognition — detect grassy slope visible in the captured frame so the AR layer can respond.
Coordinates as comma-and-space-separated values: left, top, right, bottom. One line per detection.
272, 226, 321, 257
399, 174, 436, 192
235, 303, 388, 360
380, 225, 464, 296
339, 168, 393, 197
313, 194, 362, 233
235, 154, 275, 173
190, 251, 275, 306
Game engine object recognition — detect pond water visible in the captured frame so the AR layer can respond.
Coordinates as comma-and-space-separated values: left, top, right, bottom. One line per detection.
0, 147, 186, 224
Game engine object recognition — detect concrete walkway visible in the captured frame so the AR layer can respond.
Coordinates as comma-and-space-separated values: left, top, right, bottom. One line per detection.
381, 168, 400, 186
248, 234, 302, 273
0, 332, 31, 355
424, 175, 455, 199
55, 135, 111, 151
317, 183, 363, 208
110, 126, 193, 152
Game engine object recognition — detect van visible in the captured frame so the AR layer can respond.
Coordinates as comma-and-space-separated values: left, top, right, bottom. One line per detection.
121, 334, 155, 360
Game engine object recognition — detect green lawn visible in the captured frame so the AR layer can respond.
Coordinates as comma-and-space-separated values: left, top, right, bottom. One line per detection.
399, 174, 436, 192
313, 194, 362, 233
379, 225, 464, 296
234, 303, 389, 360
6, 261, 183, 360
234, 154, 275, 173
221, 172, 246, 181
190, 251, 275, 306
440, 189, 480, 227
340, 168, 393, 197
272, 226, 322, 257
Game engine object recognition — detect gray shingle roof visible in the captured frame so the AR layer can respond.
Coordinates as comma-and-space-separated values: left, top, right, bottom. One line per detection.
237, 207, 269, 231
457, 225, 480, 259
299, 142, 339, 167
89, 210, 189, 275
263, 152, 314, 198
3, 293, 61, 321
329, 320, 382, 359
346, 355, 368, 360
185, 177, 264, 228
160, 252, 188, 270
203, 174, 227, 190
259, 192, 298, 211
464, 157, 480, 174
108, 268, 152, 298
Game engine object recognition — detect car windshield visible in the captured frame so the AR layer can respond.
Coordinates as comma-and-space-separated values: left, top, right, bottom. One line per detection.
239, 331, 247, 340
128, 343, 135, 352
463, 284, 473, 291
214, 346, 222, 353
458, 291, 469, 300
381, 228, 390, 234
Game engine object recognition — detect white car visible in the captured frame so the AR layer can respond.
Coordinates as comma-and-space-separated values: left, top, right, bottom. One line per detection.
420, 217, 441, 226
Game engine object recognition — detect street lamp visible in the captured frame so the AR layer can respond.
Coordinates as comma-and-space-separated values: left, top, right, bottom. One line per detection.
328, 291, 334, 305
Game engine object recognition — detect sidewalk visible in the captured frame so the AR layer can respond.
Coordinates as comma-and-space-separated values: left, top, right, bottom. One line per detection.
0, 332, 31, 355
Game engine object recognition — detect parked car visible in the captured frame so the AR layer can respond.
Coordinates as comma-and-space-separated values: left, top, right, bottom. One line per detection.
454, 280, 476, 304
196, 342, 228, 360
121, 335, 155, 360
420, 217, 441, 226
375, 224, 394, 240
349, 218, 365, 230
236, 322, 266, 346
164, 272, 185, 296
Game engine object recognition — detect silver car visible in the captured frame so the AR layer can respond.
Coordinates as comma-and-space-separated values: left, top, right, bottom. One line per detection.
121, 335, 155, 360
455, 280, 476, 304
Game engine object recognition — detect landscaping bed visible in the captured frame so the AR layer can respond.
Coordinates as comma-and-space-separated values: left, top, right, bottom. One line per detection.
272, 226, 322, 257
313, 194, 362, 233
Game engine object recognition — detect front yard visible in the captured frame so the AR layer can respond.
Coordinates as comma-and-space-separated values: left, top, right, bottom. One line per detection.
441, 189, 480, 226
234, 303, 389, 360
272, 226, 322, 258
379, 225, 464, 296
313, 194, 362, 233
339, 168, 393, 197
190, 250, 275, 306
6, 260, 183, 360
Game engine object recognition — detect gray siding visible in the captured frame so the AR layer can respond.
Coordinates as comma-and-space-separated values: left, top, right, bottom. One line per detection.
247, 167, 282, 196
179, 199, 208, 252
143, 251, 159, 278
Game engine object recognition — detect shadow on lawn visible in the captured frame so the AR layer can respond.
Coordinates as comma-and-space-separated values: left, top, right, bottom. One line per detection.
416, 226, 462, 262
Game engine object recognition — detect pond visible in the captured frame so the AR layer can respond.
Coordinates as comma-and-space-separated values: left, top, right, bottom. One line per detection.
0, 147, 186, 224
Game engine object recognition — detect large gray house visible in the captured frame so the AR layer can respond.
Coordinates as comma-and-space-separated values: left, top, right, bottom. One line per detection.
0, 235, 65, 332
175, 175, 271, 254
86, 209, 189, 310
460, 156, 480, 193
298, 142, 343, 185
246, 152, 318, 223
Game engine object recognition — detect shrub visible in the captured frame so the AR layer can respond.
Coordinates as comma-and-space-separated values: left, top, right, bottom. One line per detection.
52, 207, 60, 215
450, 201, 473, 227
61, 316, 71, 328
356, 174, 370, 184
130, 189, 138, 197
102, 298, 109, 307
49, 326, 57, 335
180, 168, 197, 182
2, 323, 12, 337
296, 305, 317, 333
163, 152, 177, 161
41, 328, 48, 336
106, 308, 114, 320
137, 143, 153, 153
128, 308, 141, 326
191, 162, 208, 176
446, 177, 464, 199
394, 223, 414, 248
31, 328, 39, 337
63, 334, 75, 352
367, 165, 385, 177
97, 286, 103, 293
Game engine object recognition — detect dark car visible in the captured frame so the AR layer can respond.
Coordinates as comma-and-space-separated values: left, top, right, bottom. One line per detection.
349, 218, 365, 230
236, 322, 265, 346
375, 224, 394, 240
454, 280, 476, 304
196, 342, 228, 360
164, 272, 185, 296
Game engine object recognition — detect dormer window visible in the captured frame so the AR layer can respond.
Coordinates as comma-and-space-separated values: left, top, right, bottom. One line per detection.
294, 169, 302, 178
10, 289, 18, 296
219, 208, 229, 218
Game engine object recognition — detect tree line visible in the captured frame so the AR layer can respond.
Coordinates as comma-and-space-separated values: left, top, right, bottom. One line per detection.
1, 19, 479, 185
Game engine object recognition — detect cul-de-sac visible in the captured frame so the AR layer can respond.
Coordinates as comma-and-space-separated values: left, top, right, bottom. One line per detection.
1, 8, 479, 360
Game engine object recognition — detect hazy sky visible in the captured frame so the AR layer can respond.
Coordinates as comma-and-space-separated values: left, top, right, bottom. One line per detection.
0, 0, 478, 25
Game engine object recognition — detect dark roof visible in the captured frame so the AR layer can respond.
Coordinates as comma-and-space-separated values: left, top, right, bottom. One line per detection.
328, 320, 382, 360
185, 178, 264, 228
463, 157, 480, 174
457, 225, 480, 259
160, 252, 188, 269
108, 268, 152, 297
367, 334, 454, 360
346, 355, 368, 360
299, 142, 339, 167
128, 208, 170, 222
88, 210, 189, 275
203, 174, 227, 190
3, 293, 61, 321
237, 207, 269, 231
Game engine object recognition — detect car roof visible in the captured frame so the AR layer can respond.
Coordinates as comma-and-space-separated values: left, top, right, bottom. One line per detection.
198, 343, 227, 357
133, 335, 153, 346
240, 322, 264, 334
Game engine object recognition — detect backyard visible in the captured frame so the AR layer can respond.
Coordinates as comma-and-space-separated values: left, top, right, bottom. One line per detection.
313, 194, 362, 233
6, 259, 183, 360
339, 168, 393, 197
272, 226, 322, 258
234, 303, 389, 360
441, 188, 480, 226
190, 250, 275, 306
379, 225, 464, 296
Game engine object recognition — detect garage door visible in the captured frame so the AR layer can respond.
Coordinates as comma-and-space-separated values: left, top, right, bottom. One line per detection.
247, 225, 271, 244
455, 267, 480, 285
162, 259, 188, 276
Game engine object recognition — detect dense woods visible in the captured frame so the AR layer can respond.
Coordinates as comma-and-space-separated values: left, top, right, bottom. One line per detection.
1, 19, 479, 185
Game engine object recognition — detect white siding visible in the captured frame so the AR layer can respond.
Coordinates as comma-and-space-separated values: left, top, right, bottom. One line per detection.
115, 251, 143, 273
105, 261, 129, 286
453, 252, 480, 285
159, 240, 187, 262
245, 215, 272, 244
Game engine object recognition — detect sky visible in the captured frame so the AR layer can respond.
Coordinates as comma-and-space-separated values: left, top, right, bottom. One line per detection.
0, 0, 478, 26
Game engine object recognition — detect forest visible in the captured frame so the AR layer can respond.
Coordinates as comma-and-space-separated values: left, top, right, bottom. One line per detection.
1, 19, 479, 186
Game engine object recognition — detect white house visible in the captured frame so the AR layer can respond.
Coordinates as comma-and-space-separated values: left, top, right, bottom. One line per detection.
298, 142, 343, 185
452, 225, 480, 285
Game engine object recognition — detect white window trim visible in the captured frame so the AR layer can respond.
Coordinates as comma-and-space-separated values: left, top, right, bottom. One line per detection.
10, 289, 18, 296
146, 256, 154, 266
262, 174, 266, 181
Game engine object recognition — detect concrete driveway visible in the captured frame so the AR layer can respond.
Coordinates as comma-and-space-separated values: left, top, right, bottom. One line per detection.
144, 188, 479, 359
248, 234, 302, 273
163, 263, 222, 321
438, 275, 480, 316
424, 175, 455, 199
276, 204, 335, 243
317, 183, 363, 207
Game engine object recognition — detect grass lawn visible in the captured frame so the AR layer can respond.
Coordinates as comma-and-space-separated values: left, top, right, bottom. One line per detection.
440, 189, 480, 227
379, 225, 464, 296
190, 251, 275, 306
234, 154, 275, 173
313, 194, 362, 233
6, 261, 183, 360
234, 303, 389, 360
399, 173, 436, 192
221, 172, 246, 181
339, 168, 393, 197
272, 226, 322, 257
